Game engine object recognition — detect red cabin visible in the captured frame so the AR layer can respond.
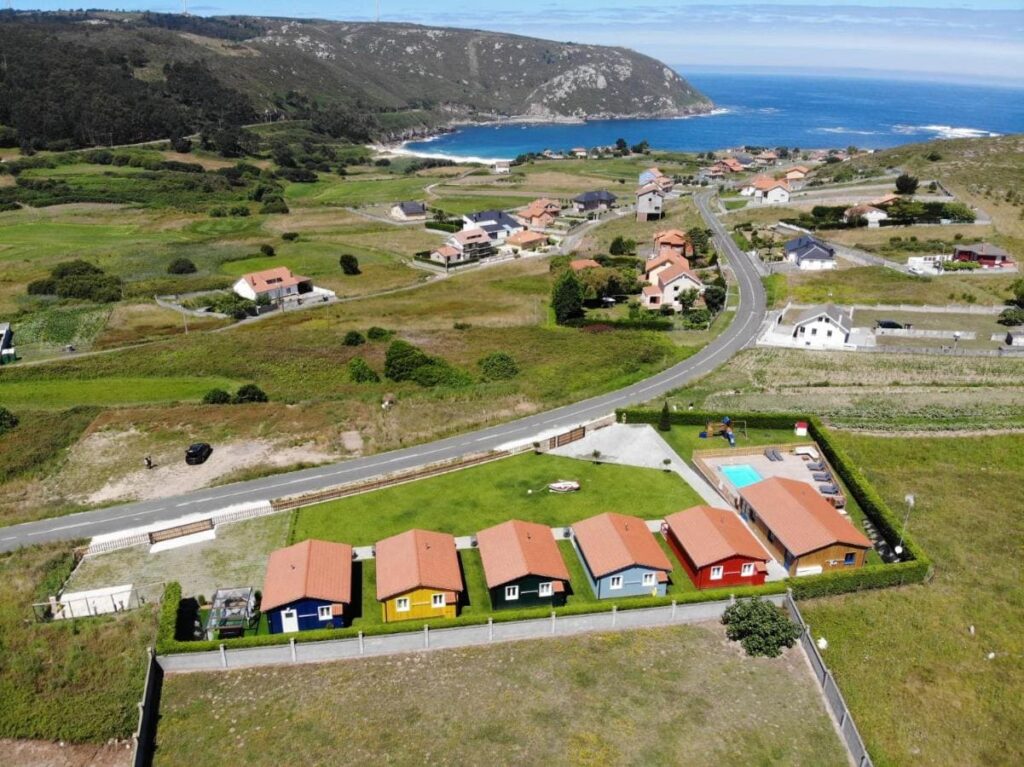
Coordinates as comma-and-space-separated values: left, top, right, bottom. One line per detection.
663, 506, 770, 589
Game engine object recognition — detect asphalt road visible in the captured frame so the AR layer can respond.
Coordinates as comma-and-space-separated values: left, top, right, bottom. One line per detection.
0, 192, 766, 552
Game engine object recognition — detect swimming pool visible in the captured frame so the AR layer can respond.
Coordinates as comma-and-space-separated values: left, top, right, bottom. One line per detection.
721, 464, 764, 488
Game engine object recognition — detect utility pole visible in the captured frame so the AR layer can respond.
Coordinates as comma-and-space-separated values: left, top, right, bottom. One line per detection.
376, 0, 381, 22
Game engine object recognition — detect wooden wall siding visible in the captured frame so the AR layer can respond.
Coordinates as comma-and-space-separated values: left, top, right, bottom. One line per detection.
381, 587, 459, 623
268, 597, 346, 634
489, 575, 567, 610
665, 531, 768, 589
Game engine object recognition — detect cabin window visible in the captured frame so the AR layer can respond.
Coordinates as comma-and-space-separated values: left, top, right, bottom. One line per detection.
741, 563, 755, 577
504, 585, 519, 601
642, 572, 656, 587
432, 593, 446, 608
396, 597, 410, 612
317, 605, 332, 621
844, 552, 857, 566
609, 575, 624, 590
710, 565, 724, 580
538, 582, 553, 597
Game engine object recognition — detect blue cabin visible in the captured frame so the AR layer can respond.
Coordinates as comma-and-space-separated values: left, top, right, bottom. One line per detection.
261, 539, 354, 634
571, 513, 673, 599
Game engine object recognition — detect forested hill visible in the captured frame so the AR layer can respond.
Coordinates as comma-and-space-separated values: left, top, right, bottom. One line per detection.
0, 11, 711, 151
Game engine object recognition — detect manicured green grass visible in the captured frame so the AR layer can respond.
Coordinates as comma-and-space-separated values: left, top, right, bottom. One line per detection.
285, 175, 431, 206
430, 194, 535, 215
801, 433, 1024, 767
290, 453, 704, 545
156, 623, 847, 766
0, 376, 239, 408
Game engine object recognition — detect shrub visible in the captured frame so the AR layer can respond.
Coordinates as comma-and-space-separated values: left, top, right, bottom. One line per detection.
343, 330, 366, 346
367, 326, 393, 341
703, 284, 727, 314
348, 357, 380, 383
259, 244, 276, 257
410, 361, 472, 388
52, 260, 102, 279
551, 270, 585, 325
260, 198, 289, 214
997, 307, 1024, 327
478, 352, 519, 381
0, 406, 18, 435
281, 232, 299, 241
721, 597, 801, 657
202, 388, 232, 405
229, 205, 250, 217
384, 340, 431, 382
339, 254, 361, 275
167, 257, 197, 275
658, 401, 671, 432
55, 273, 122, 303
209, 207, 227, 217
895, 173, 919, 195
27, 278, 57, 295
232, 383, 268, 403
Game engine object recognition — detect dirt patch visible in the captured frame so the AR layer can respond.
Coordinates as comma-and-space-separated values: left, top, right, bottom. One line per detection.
340, 430, 364, 453
84, 439, 336, 505
0, 740, 131, 767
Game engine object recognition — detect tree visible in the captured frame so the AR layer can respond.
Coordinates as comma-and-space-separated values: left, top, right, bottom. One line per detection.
343, 330, 366, 346
615, 138, 628, 152
997, 307, 1024, 326
339, 254, 361, 275
232, 383, 268, 404
687, 227, 710, 254
0, 406, 18, 435
384, 340, 431, 381
551, 270, 585, 325
348, 357, 380, 383
259, 244, 275, 257
201, 388, 231, 405
478, 352, 519, 381
657, 401, 671, 432
703, 284, 727, 314
167, 258, 197, 275
721, 597, 801, 658
1011, 277, 1024, 308
895, 173, 919, 195
609, 236, 627, 256
367, 326, 393, 341
676, 288, 698, 313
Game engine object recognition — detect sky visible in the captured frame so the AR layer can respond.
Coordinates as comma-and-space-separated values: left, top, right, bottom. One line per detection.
18, 2, 1024, 84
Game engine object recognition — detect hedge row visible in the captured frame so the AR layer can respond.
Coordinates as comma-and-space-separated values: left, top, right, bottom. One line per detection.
563, 317, 674, 332
619, 408, 799, 431
425, 220, 461, 233
155, 579, 789, 655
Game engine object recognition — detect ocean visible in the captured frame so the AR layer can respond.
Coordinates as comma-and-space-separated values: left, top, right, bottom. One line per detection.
403, 72, 1024, 162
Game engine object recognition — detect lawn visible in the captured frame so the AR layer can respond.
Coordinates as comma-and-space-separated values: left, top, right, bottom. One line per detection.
291, 452, 704, 545
430, 193, 536, 215
155, 623, 847, 766
284, 174, 431, 207
801, 433, 1024, 767
0, 376, 239, 408
784, 266, 1017, 307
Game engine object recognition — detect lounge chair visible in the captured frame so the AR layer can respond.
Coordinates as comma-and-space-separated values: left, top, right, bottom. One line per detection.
763, 448, 777, 461
812, 472, 831, 482
806, 462, 825, 472
771, 448, 785, 461
819, 484, 840, 495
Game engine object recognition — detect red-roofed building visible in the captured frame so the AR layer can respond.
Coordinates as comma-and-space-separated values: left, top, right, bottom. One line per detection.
570, 258, 602, 272
262, 539, 353, 633
477, 520, 570, 608
662, 507, 770, 589
233, 267, 313, 302
571, 512, 672, 599
376, 529, 463, 623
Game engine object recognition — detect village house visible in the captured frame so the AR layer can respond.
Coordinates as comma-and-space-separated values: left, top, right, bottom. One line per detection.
571, 147, 589, 159
571, 512, 672, 599
390, 200, 428, 221
653, 229, 695, 258
233, 266, 314, 302
784, 235, 837, 270
755, 150, 779, 165
662, 506, 770, 589
491, 160, 511, 175
738, 477, 872, 576
641, 260, 705, 311
788, 304, 853, 349
430, 227, 494, 265
476, 520, 571, 609
506, 229, 548, 252
639, 166, 662, 185
785, 165, 810, 182
569, 258, 602, 273
712, 157, 744, 174
572, 190, 617, 214
734, 152, 755, 168
740, 175, 791, 204
635, 183, 665, 222
463, 210, 525, 243
843, 204, 889, 228
519, 198, 562, 230
262, 539, 353, 634
376, 529, 463, 623
953, 242, 1014, 269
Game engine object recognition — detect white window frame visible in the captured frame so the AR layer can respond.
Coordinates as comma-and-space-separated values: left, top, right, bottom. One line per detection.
504, 585, 519, 601
642, 572, 656, 587
741, 563, 755, 577
609, 575, 624, 590
710, 565, 724, 580
538, 582, 553, 598
431, 593, 446, 608
317, 605, 332, 621
395, 597, 410, 612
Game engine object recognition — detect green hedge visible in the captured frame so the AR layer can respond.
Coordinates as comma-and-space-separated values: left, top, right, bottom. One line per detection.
564, 318, 674, 331
619, 408, 798, 431
425, 220, 461, 233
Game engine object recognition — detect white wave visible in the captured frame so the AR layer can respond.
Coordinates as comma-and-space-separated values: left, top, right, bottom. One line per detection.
815, 127, 882, 136
377, 141, 511, 164
892, 124, 1002, 139
671, 107, 731, 120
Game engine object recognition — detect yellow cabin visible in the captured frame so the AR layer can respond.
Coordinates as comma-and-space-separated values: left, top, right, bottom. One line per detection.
375, 529, 464, 624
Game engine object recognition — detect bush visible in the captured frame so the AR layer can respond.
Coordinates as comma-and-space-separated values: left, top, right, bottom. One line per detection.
367, 326, 393, 341
997, 307, 1024, 327
55, 273, 122, 303
703, 284, 727, 314
0, 406, 18, 435
51, 259, 102, 279
658, 401, 671, 432
384, 340, 431, 382
410, 361, 472, 388
895, 173, 919, 195
721, 597, 801, 657
167, 257, 197, 275
229, 205, 250, 217
343, 330, 366, 346
201, 388, 232, 405
260, 198, 290, 214
27, 278, 57, 295
281, 232, 299, 241
339, 254, 361, 275
478, 352, 519, 381
551, 270, 585, 325
259, 244, 276, 257
232, 383, 268, 404
348, 357, 380, 383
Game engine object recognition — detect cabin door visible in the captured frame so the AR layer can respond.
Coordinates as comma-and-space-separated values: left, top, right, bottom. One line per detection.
281, 608, 299, 633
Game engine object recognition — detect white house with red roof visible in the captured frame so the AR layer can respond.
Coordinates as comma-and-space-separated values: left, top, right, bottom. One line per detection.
740, 175, 791, 204
640, 251, 704, 311
233, 267, 314, 302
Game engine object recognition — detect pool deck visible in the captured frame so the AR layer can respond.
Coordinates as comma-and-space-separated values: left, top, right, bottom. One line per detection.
698, 445, 832, 506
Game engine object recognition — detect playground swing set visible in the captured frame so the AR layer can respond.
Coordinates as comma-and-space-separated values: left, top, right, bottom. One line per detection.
699, 416, 747, 447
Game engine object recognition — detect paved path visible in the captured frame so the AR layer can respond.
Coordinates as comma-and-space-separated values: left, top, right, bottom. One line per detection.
0, 191, 766, 553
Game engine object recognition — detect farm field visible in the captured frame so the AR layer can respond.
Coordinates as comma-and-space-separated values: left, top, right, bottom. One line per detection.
0, 376, 239, 408
820, 224, 998, 263
853, 309, 1008, 350
801, 433, 1024, 767
155, 623, 847, 767
660, 347, 1024, 430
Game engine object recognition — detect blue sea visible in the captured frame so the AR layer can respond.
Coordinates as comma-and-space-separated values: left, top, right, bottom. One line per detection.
404, 72, 1024, 161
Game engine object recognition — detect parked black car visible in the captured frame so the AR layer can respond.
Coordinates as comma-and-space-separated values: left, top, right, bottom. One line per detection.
185, 442, 213, 465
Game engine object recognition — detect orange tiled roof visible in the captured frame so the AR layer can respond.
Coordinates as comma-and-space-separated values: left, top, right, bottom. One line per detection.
572, 512, 672, 578
663, 506, 770, 568
375, 529, 463, 601
242, 267, 310, 295
262, 539, 353, 611
476, 520, 570, 589
570, 258, 602, 271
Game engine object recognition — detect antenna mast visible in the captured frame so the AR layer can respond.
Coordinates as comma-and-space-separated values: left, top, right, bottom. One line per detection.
376, 0, 380, 23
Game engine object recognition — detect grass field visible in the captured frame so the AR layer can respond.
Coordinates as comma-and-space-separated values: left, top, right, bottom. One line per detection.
0, 376, 239, 408
155, 623, 847, 767
782, 266, 1016, 307
802, 433, 1024, 767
